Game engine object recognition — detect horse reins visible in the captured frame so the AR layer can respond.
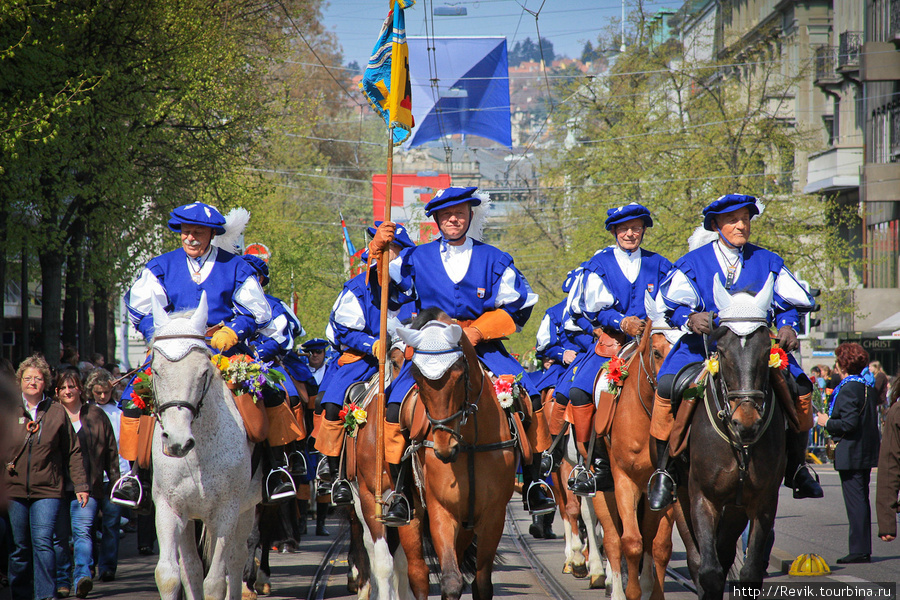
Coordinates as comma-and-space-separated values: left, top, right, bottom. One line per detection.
151, 335, 213, 428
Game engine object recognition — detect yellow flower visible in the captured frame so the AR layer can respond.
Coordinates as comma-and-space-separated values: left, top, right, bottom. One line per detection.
705, 357, 719, 375
211, 355, 229, 371
352, 408, 367, 423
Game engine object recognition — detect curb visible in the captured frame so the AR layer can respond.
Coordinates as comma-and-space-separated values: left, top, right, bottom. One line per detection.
770, 547, 794, 575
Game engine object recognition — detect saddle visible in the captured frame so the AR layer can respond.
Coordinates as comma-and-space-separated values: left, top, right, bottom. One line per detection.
668, 361, 705, 457
590, 340, 640, 436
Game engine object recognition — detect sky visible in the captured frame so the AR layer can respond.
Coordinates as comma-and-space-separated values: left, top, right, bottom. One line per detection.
321, 0, 686, 68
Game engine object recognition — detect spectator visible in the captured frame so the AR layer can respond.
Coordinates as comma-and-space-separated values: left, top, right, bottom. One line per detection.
59, 347, 79, 372
53, 370, 119, 598
4, 354, 88, 600
809, 366, 824, 392
85, 368, 126, 581
870, 361, 889, 406
89, 353, 105, 368
816, 342, 881, 564
825, 363, 841, 394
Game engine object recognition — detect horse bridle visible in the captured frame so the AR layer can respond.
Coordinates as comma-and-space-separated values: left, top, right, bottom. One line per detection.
150, 334, 212, 427
413, 346, 485, 442
633, 324, 670, 418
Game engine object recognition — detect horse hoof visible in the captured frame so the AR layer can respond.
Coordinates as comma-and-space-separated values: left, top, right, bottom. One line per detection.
347, 579, 359, 594
562, 563, 573, 575
242, 586, 257, 600
573, 563, 589, 579
589, 575, 606, 589
254, 581, 271, 595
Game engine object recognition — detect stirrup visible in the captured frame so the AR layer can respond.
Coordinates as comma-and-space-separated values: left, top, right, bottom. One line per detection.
380, 490, 412, 526
567, 464, 596, 497
539, 451, 554, 478
287, 450, 308, 477
110, 473, 143, 508
266, 467, 297, 502
525, 480, 556, 516
315, 457, 333, 483
329, 479, 353, 506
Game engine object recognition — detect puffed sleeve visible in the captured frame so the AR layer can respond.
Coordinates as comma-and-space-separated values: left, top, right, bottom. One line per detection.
660, 265, 702, 330
327, 285, 378, 354
773, 265, 814, 331
125, 264, 169, 342
491, 256, 538, 329
230, 274, 272, 341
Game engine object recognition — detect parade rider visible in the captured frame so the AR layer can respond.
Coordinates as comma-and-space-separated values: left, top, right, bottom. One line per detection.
112, 202, 293, 506
242, 255, 309, 482
369, 186, 556, 524
647, 194, 823, 511
555, 203, 673, 496
314, 224, 417, 507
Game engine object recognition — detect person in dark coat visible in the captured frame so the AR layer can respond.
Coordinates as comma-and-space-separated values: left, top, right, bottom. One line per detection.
876, 397, 900, 543
816, 342, 881, 564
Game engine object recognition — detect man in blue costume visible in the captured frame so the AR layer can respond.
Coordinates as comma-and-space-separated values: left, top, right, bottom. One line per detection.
113, 202, 279, 506
370, 186, 556, 525
647, 194, 823, 511
555, 203, 673, 496
314, 224, 416, 507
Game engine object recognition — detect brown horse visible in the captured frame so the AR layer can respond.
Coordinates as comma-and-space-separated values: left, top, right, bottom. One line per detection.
397, 309, 518, 600
586, 317, 682, 600
676, 277, 786, 599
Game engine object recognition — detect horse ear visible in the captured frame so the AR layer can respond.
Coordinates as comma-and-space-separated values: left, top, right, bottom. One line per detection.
151, 294, 171, 330
755, 274, 775, 312
396, 326, 420, 349
444, 324, 463, 346
712, 273, 732, 310
190, 291, 209, 333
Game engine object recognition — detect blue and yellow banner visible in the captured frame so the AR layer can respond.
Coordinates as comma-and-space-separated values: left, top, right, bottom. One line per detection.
360, 0, 415, 146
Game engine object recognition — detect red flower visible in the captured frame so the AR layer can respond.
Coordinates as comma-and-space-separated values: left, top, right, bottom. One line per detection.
339, 407, 348, 420
134, 377, 142, 384
144, 367, 152, 375
133, 396, 146, 410
771, 346, 789, 370
130, 392, 140, 401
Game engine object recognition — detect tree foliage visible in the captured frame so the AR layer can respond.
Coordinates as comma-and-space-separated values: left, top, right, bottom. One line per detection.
509, 36, 556, 65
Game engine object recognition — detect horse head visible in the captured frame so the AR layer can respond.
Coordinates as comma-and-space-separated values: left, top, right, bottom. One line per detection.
709, 274, 776, 443
150, 291, 216, 458
397, 308, 482, 464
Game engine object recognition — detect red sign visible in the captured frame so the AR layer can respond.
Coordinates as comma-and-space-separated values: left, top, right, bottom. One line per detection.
245, 243, 270, 263
372, 173, 452, 243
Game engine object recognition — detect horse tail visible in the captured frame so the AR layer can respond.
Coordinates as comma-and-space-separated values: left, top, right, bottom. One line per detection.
199, 522, 214, 576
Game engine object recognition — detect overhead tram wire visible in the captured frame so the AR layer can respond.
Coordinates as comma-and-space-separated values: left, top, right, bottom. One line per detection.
423, 0, 455, 174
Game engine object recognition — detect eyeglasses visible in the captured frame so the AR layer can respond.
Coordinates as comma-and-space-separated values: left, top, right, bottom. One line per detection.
618, 226, 644, 234
310, 349, 325, 354
22, 376, 44, 383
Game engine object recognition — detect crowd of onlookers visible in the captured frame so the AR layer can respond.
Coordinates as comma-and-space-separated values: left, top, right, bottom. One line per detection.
0, 350, 153, 600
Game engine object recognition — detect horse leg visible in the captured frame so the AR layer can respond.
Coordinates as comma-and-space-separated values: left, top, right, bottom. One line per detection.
202, 508, 240, 600
612, 476, 647, 600
579, 492, 606, 589
398, 516, 429, 600
642, 502, 675, 600
242, 508, 261, 600
691, 493, 726, 600
429, 507, 464, 600
471, 520, 504, 600
230, 508, 256, 600
354, 486, 396, 600
347, 508, 369, 595
154, 503, 194, 600
741, 505, 775, 584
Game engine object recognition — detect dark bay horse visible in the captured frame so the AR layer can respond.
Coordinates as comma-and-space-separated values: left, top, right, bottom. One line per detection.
397, 309, 518, 600
677, 275, 786, 599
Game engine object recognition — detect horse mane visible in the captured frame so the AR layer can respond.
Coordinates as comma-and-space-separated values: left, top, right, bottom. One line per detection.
410, 307, 450, 329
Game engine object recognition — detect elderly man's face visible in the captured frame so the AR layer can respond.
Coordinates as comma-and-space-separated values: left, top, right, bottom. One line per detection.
613, 218, 645, 252
308, 349, 326, 369
181, 225, 214, 258
714, 207, 751, 247
435, 204, 471, 244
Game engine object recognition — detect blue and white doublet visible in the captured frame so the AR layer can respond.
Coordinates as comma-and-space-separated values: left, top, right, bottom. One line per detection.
125, 246, 270, 342
657, 240, 814, 380
386, 237, 539, 403
534, 301, 589, 392
319, 270, 414, 407
566, 246, 673, 395
251, 294, 308, 397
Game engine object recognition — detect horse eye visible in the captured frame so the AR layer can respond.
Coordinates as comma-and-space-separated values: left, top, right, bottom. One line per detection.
654, 350, 662, 359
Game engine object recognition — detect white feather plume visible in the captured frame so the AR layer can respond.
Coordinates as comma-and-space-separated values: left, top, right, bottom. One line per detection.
213, 207, 251, 254
467, 191, 491, 242
687, 226, 718, 251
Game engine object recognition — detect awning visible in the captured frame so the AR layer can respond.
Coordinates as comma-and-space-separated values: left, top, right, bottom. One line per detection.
872, 310, 900, 333
878, 328, 900, 340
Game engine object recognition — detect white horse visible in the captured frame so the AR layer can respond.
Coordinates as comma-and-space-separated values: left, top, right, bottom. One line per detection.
149, 292, 262, 600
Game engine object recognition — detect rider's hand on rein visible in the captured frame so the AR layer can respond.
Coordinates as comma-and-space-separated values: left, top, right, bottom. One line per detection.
687, 312, 714, 335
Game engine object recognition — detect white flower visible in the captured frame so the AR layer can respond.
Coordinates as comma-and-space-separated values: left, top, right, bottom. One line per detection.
497, 392, 514, 409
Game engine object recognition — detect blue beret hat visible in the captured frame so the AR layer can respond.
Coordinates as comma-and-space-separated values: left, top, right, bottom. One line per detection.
702, 194, 760, 231
241, 255, 269, 287
604, 203, 653, 231
424, 186, 481, 217
367, 221, 416, 249
301, 338, 329, 352
168, 203, 227, 235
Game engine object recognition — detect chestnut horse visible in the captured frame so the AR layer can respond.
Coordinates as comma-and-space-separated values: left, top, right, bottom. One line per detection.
397, 310, 518, 600
676, 275, 786, 599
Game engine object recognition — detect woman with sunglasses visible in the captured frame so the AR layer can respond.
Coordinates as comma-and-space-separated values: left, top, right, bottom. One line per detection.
53, 370, 120, 598
3, 355, 88, 600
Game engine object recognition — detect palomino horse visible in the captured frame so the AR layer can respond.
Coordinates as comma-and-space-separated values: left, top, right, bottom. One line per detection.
397, 309, 519, 600
148, 292, 261, 600
586, 304, 684, 600
676, 275, 786, 599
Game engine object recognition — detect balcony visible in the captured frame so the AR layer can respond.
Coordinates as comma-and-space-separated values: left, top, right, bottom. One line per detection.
814, 46, 841, 86
803, 146, 863, 193
838, 31, 863, 71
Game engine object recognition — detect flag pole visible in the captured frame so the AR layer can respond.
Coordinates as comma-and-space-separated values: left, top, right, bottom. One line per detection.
375, 129, 393, 523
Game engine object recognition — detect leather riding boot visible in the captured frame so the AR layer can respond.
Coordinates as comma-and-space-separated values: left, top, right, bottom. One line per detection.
647, 437, 677, 511
110, 467, 142, 509
297, 499, 309, 536
266, 445, 296, 503
542, 511, 557, 539
327, 455, 353, 506
529, 515, 545, 539
316, 504, 330, 536
285, 441, 307, 478
523, 461, 556, 515
382, 462, 411, 527
784, 427, 823, 499
591, 439, 614, 492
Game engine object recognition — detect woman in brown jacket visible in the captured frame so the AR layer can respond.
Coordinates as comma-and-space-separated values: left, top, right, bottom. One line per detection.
4, 354, 88, 600
53, 369, 121, 598
876, 376, 900, 543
